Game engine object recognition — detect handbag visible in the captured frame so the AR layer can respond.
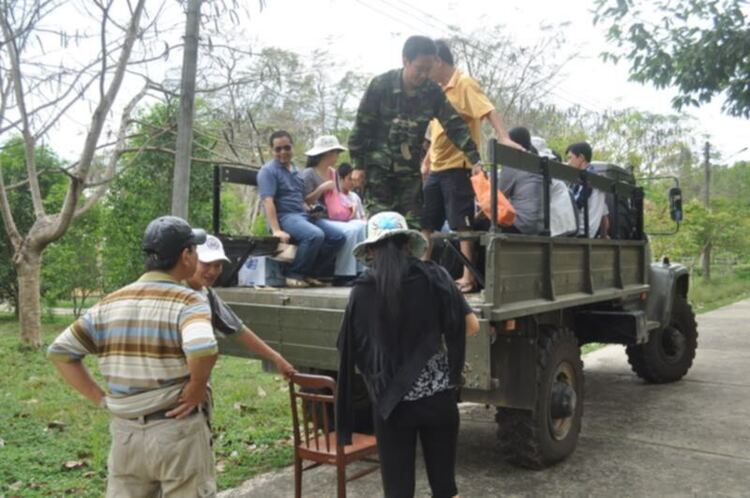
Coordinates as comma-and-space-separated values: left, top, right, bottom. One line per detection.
471, 170, 516, 227
323, 167, 354, 221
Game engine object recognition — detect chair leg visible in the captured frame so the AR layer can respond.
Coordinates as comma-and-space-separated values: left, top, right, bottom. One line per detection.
337, 461, 346, 498
294, 455, 302, 498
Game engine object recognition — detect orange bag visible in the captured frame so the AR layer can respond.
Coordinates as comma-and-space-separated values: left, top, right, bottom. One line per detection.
471, 171, 516, 227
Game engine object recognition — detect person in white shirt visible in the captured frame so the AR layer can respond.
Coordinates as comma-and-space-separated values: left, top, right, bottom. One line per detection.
566, 142, 610, 238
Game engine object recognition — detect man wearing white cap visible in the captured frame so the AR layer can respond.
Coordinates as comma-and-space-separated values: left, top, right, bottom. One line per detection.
187, 235, 296, 379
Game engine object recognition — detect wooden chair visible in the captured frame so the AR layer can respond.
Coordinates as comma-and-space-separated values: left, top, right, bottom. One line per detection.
288, 373, 379, 498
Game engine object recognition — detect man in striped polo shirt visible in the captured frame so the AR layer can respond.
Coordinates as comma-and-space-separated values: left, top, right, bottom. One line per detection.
48, 216, 219, 497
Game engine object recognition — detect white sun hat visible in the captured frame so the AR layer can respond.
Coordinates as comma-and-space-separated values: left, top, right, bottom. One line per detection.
197, 235, 230, 263
352, 211, 427, 263
305, 135, 348, 156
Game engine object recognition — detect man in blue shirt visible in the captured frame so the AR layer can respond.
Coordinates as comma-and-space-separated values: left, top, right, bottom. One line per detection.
257, 130, 345, 287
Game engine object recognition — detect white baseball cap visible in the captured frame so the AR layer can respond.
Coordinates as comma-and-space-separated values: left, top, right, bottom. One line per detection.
197, 235, 230, 263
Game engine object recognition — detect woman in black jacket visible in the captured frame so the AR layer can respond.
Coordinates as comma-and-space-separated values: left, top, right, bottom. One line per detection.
336, 211, 479, 498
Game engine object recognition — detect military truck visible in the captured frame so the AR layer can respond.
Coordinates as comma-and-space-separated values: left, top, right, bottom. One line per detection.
212, 141, 697, 469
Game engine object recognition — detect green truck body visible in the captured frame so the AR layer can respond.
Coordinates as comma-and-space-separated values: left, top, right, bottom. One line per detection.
213, 142, 696, 468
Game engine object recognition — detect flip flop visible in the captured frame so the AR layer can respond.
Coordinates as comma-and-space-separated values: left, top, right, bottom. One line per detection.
286, 277, 310, 288
304, 277, 330, 288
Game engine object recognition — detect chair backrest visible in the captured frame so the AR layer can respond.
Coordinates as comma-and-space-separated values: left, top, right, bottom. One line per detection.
289, 373, 337, 454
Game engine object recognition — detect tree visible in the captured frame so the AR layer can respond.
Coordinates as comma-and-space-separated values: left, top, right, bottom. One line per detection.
0, 0, 152, 346
591, 109, 696, 176
100, 101, 226, 291
0, 138, 66, 316
594, 0, 750, 118
447, 24, 574, 129
42, 202, 104, 317
172, 0, 203, 219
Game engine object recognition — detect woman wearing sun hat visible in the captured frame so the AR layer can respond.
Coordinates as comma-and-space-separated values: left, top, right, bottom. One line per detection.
302, 135, 367, 285
335, 211, 479, 498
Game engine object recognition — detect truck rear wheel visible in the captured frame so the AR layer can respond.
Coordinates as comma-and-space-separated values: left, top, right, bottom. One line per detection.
626, 296, 697, 383
496, 327, 584, 469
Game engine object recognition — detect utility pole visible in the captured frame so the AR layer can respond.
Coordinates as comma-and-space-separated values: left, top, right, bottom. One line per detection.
171, 0, 202, 219
701, 140, 711, 281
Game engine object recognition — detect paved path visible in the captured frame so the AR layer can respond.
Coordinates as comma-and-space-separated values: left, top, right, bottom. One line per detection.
220, 300, 750, 497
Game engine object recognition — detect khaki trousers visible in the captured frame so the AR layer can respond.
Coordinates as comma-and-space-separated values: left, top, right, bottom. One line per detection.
106, 412, 216, 498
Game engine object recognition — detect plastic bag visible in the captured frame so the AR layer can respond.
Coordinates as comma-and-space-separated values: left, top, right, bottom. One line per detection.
471, 171, 515, 227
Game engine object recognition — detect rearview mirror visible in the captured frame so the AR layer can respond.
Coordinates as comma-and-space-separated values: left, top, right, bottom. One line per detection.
669, 187, 683, 222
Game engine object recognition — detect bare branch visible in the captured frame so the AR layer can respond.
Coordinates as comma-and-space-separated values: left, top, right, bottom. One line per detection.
0, 159, 22, 246
75, 82, 148, 217
1, 10, 46, 218
48, 0, 147, 243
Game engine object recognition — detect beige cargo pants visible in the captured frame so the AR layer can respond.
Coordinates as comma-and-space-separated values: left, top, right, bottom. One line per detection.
106, 412, 216, 497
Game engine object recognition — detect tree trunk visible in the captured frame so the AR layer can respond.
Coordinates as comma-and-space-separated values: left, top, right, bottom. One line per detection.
701, 242, 711, 282
16, 249, 43, 347
171, 0, 202, 219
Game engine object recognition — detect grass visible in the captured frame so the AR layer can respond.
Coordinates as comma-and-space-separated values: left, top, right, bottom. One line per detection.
687, 273, 750, 313
0, 314, 293, 497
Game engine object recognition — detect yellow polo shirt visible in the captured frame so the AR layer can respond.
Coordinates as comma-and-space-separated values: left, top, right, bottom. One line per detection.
429, 70, 495, 171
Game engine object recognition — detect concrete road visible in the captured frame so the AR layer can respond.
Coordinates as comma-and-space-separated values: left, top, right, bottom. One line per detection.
220, 300, 750, 498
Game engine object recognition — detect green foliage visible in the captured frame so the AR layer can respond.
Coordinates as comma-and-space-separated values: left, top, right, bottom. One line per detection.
100, 102, 218, 291
42, 204, 104, 317
594, 0, 750, 117
591, 109, 695, 176
0, 320, 293, 496
0, 138, 67, 314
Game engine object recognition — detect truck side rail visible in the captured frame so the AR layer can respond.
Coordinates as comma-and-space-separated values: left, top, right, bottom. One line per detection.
488, 140, 644, 239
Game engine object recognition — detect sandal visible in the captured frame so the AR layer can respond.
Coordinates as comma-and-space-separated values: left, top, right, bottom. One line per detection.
286, 277, 310, 288
304, 277, 330, 288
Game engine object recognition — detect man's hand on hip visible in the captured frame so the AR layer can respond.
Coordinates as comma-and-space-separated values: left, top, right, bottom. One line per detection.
167, 378, 208, 419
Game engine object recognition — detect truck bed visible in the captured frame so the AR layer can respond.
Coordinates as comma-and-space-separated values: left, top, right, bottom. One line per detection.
216, 233, 650, 379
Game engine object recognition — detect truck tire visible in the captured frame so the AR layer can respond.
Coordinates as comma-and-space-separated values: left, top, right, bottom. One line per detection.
496, 327, 584, 469
626, 296, 697, 383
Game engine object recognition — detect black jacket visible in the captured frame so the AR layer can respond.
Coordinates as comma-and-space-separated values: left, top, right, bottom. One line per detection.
335, 259, 470, 445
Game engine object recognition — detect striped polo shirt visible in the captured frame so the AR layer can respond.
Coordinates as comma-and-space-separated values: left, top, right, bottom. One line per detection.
47, 271, 216, 396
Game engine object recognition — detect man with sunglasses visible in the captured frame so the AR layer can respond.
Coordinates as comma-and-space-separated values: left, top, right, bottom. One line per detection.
348, 35, 480, 228
257, 130, 346, 288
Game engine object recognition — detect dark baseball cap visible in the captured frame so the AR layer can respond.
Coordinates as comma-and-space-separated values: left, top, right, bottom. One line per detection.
142, 216, 207, 259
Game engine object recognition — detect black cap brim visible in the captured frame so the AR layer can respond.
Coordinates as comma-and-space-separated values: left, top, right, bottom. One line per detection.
189, 228, 207, 246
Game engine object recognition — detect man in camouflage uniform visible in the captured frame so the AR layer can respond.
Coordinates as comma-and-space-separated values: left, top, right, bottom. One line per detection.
348, 35, 480, 228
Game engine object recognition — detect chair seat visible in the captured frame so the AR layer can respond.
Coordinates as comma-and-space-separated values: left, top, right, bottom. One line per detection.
298, 432, 377, 461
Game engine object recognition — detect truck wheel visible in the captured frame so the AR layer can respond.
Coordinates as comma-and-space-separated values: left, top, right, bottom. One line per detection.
626, 296, 697, 383
496, 327, 583, 469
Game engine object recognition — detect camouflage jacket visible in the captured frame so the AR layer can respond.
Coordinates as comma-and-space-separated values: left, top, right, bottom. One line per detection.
348, 68, 480, 174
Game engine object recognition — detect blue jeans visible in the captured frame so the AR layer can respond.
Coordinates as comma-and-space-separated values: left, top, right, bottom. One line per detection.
327, 219, 367, 277
279, 213, 346, 280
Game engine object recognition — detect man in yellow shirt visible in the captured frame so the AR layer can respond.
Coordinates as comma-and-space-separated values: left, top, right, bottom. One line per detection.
421, 39, 519, 292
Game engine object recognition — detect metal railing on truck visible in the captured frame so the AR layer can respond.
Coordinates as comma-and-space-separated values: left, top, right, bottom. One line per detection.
486, 139, 644, 239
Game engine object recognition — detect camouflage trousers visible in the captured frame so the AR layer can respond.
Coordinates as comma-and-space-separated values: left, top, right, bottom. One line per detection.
364, 166, 423, 229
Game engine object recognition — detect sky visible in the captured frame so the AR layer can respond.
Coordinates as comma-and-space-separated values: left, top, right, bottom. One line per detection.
237, 0, 750, 162
38, 0, 750, 163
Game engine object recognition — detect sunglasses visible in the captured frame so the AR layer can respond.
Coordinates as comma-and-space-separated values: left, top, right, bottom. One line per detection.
274, 145, 292, 153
